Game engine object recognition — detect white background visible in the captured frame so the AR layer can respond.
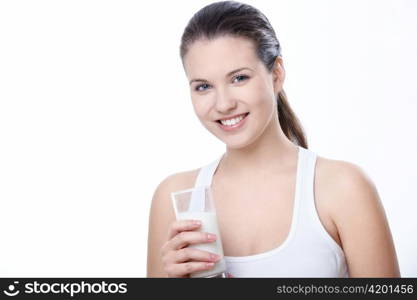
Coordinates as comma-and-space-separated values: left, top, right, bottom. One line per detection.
0, 0, 416, 277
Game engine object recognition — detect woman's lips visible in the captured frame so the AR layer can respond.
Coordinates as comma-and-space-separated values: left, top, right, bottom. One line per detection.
216, 113, 249, 132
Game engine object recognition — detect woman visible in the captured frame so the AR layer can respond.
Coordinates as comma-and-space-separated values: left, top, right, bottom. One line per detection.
147, 1, 400, 277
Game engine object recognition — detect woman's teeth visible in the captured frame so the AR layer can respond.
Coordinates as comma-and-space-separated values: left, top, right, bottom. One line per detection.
220, 114, 246, 126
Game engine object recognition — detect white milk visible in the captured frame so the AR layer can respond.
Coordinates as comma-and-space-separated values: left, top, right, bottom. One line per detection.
177, 211, 227, 278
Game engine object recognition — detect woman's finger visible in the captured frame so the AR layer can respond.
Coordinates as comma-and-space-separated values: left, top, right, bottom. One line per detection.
170, 230, 216, 250
167, 219, 201, 240
174, 247, 221, 264
167, 261, 215, 277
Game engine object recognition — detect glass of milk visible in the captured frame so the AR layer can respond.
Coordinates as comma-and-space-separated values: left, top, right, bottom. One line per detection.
171, 185, 227, 278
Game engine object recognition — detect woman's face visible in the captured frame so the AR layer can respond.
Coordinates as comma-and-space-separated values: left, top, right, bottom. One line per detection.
183, 35, 284, 149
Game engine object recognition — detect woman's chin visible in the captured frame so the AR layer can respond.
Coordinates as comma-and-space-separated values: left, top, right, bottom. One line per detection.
207, 127, 257, 150
223, 136, 255, 150
226, 143, 248, 150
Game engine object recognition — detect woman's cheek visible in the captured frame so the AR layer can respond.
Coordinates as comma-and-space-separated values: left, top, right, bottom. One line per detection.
250, 81, 270, 104
192, 96, 213, 121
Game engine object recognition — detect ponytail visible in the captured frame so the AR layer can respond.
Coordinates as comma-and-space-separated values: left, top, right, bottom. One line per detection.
277, 89, 308, 148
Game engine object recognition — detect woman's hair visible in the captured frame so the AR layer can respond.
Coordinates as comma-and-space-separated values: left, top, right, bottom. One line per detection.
180, 1, 308, 148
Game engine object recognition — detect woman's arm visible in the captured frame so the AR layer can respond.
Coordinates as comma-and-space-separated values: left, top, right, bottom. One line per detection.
147, 170, 199, 277
147, 175, 178, 277
328, 161, 400, 277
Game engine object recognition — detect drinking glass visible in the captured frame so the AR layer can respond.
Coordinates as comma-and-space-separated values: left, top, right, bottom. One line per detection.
171, 185, 227, 278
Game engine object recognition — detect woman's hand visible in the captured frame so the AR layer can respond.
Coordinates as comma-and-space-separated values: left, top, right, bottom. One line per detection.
160, 219, 222, 278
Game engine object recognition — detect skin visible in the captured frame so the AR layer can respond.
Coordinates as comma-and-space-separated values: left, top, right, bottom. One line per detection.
147, 35, 400, 277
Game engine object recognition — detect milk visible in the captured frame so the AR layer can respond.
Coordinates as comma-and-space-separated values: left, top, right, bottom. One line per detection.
177, 211, 227, 278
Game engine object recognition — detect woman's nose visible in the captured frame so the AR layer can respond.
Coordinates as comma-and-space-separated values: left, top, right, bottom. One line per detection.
215, 90, 237, 113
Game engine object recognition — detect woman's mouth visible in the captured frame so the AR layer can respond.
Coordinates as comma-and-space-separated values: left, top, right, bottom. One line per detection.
216, 112, 249, 131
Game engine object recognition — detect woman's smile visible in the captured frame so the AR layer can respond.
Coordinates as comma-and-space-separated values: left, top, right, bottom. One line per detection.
216, 112, 250, 132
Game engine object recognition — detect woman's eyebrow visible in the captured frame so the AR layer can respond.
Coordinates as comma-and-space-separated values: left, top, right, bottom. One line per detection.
189, 67, 253, 85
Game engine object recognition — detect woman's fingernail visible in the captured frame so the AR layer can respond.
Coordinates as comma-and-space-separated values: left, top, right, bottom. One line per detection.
210, 254, 220, 261
207, 233, 217, 241
193, 220, 201, 226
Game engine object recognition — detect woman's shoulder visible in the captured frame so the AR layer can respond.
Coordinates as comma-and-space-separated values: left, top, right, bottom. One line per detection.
148, 168, 202, 233
315, 155, 400, 276
315, 154, 381, 223
315, 154, 375, 194
152, 168, 201, 205
161, 168, 201, 191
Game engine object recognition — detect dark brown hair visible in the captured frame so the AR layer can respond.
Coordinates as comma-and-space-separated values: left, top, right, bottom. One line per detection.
179, 1, 308, 148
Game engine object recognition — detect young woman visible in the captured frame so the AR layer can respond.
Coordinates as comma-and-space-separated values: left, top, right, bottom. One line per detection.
147, 1, 400, 278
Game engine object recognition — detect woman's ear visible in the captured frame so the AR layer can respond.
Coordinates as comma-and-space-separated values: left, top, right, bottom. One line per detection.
272, 56, 285, 94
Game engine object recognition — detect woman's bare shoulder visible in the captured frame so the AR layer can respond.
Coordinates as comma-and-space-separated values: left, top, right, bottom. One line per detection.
151, 168, 201, 214
315, 155, 400, 276
316, 154, 378, 200
316, 155, 369, 185
315, 154, 377, 210
314, 154, 382, 233
157, 168, 200, 194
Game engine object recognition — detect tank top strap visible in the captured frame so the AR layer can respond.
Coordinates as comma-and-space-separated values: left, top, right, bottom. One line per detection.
297, 147, 347, 256
187, 155, 223, 213
295, 147, 317, 225
194, 154, 223, 188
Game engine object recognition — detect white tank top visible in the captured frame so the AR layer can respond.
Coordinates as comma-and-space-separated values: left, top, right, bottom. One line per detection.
193, 145, 349, 277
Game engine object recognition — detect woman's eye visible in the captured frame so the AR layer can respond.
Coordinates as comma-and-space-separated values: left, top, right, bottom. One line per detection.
195, 83, 210, 92
194, 75, 249, 92
233, 74, 249, 83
